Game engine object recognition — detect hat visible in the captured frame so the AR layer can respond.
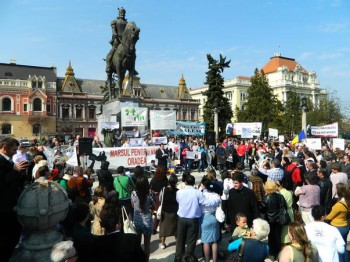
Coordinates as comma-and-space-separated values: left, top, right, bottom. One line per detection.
37, 160, 47, 167
51, 240, 76, 262
62, 174, 72, 180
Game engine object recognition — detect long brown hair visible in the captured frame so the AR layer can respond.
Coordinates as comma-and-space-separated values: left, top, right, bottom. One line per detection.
336, 183, 350, 209
288, 221, 313, 262
135, 176, 150, 213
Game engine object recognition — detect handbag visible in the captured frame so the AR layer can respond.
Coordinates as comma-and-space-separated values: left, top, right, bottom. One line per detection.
156, 187, 165, 220
121, 206, 137, 234
278, 194, 291, 226
227, 239, 245, 262
215, 204, 225, 223
117, 176, 134, 194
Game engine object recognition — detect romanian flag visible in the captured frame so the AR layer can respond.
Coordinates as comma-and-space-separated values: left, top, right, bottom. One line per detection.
291, 130, 306, 145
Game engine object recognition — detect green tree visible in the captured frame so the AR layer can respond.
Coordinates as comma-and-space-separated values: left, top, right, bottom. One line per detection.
236, 69, 283, 134
203, 54, 233, 136
307, 90, 344, 129
281, 91, 302, 136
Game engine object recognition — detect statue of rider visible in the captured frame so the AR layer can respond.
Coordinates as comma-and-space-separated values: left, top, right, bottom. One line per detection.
105, 7, 128, 74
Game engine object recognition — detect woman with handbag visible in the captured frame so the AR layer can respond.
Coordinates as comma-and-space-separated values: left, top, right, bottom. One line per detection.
199, 177, 221, 262
276, 179, 294, 245
158, 174, 179, 249
150, 166, 168, 235
264, 181, 288, 260
131, 176, 156, 261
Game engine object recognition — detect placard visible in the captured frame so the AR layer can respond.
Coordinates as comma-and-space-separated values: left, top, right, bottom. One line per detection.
333, 138, 345, 150
121, 107, 148, 127
311, 122, 338, 137
269, 128, 278, 138
305, 138, 322, 150
150, 110, 176, 130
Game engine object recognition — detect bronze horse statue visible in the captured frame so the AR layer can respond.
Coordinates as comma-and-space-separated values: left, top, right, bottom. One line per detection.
107, 21, 140, 99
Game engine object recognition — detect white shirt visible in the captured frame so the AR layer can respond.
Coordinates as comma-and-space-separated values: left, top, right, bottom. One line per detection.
330, 172, 348, 198
305, 221, 345, 262
12, 151, 27, 164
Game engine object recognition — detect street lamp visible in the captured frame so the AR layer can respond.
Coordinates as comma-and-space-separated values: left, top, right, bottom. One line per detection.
213, 98, 219, 141
301, 96, 309, 136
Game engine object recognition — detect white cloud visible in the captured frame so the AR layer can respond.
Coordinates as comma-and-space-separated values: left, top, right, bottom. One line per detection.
318, 22, 349, 33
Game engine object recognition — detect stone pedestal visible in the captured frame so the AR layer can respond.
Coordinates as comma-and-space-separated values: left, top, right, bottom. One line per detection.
10, 181, 70, 262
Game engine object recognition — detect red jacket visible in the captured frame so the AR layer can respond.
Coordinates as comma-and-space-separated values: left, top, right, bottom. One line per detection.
237, 144, 246, 156
285, 163, 302, 185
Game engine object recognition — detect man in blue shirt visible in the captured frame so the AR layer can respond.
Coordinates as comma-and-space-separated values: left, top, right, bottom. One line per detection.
175, 174, 220, 261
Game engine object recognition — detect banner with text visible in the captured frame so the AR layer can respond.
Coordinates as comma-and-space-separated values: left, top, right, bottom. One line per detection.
121, 107, 148, 127
90, 146, 158, 169
152, 137, 168, 145
226, 122, 262, 138
130, 138, 144, 147
311, 122, 338, 137
168, 121, 206, 136
150, 110, 176, 130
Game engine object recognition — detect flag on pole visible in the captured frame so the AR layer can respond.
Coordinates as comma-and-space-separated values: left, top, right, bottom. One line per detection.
291, 130, 306, 145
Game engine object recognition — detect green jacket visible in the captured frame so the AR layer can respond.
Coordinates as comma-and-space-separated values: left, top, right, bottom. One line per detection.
113, 175, 135, 200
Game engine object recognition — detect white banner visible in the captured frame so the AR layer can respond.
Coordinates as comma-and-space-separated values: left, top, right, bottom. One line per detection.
152, 137, 168, 145
90, 147, 158, 169
333, 138, 345, 150
185, 151, 201, 160
150, 110, 176, 130
305, 138, 322, 150
278, 135, 285, 142
311, 122, 338, 137
130, 138, 144, 147
226, 122, 262, 137
269, 128, 278, 138
101, 122, 119, 130
121, 107, 148, 127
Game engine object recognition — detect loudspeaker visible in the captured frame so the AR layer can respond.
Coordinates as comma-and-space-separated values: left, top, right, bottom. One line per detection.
205, 131, 216, 146
79, 137, 93, 155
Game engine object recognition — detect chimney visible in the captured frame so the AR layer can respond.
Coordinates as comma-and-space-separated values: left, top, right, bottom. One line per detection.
9, 59, 16, 64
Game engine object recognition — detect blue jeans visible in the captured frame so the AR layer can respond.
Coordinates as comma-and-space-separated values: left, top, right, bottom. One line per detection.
197, 159, 204, 172
336, 225, 349, 262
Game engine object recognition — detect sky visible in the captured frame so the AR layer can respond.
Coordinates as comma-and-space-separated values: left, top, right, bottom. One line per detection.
1, 0, 350, 112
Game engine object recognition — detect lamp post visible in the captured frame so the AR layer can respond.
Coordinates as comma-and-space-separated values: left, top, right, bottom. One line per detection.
213, 98, 219, 141
301, 96, 309, 136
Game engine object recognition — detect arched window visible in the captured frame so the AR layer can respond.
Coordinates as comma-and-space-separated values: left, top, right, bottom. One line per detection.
2, 97, 11, 111
33, 98, 42, 111
1, 123, 11, 134
32, 124, 41, 135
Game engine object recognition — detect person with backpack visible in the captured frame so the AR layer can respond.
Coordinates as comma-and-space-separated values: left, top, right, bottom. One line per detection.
282, 157, 302, 191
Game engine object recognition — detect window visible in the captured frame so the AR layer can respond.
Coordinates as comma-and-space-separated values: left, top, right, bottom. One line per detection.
88, 106, 96, 119
76, 108, 82, 119
23, 104, 28, 112
32, 124, 41, 135
33, 98, 42, 111
32, 80, 36, 88
38, 80, 42, 88
2, 97, 11, 111
46, 104, 51, 113
191, 110, 195, 120
182, 109, 187, 120
62, 108, 69, 119
1, 124, 11, 134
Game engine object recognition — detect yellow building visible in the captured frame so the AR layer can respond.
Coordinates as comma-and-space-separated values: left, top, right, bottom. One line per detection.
189, 53, 327, 122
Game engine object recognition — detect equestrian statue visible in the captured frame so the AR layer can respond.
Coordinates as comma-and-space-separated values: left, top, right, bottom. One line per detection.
104, 7, 140, 100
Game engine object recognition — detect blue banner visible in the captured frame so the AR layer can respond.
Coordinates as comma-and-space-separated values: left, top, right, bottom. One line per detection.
167, 121, 206, 136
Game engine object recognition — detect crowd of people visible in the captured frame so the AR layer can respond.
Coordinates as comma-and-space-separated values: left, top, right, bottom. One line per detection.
2, 135, 350, 262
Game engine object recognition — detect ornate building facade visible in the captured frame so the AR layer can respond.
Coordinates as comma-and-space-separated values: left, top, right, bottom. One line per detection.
56, 62, 104, 140
0, 61, 57, 140
190, 53, 327, 122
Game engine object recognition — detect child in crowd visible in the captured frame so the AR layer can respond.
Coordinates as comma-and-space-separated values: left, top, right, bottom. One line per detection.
232, 213, 250, 239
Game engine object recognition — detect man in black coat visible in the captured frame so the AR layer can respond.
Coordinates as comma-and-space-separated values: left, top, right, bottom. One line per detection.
155, 144, 168, 169
317, 168, 333, 214
0, 138, 28, 261
227, 172, 260, 230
